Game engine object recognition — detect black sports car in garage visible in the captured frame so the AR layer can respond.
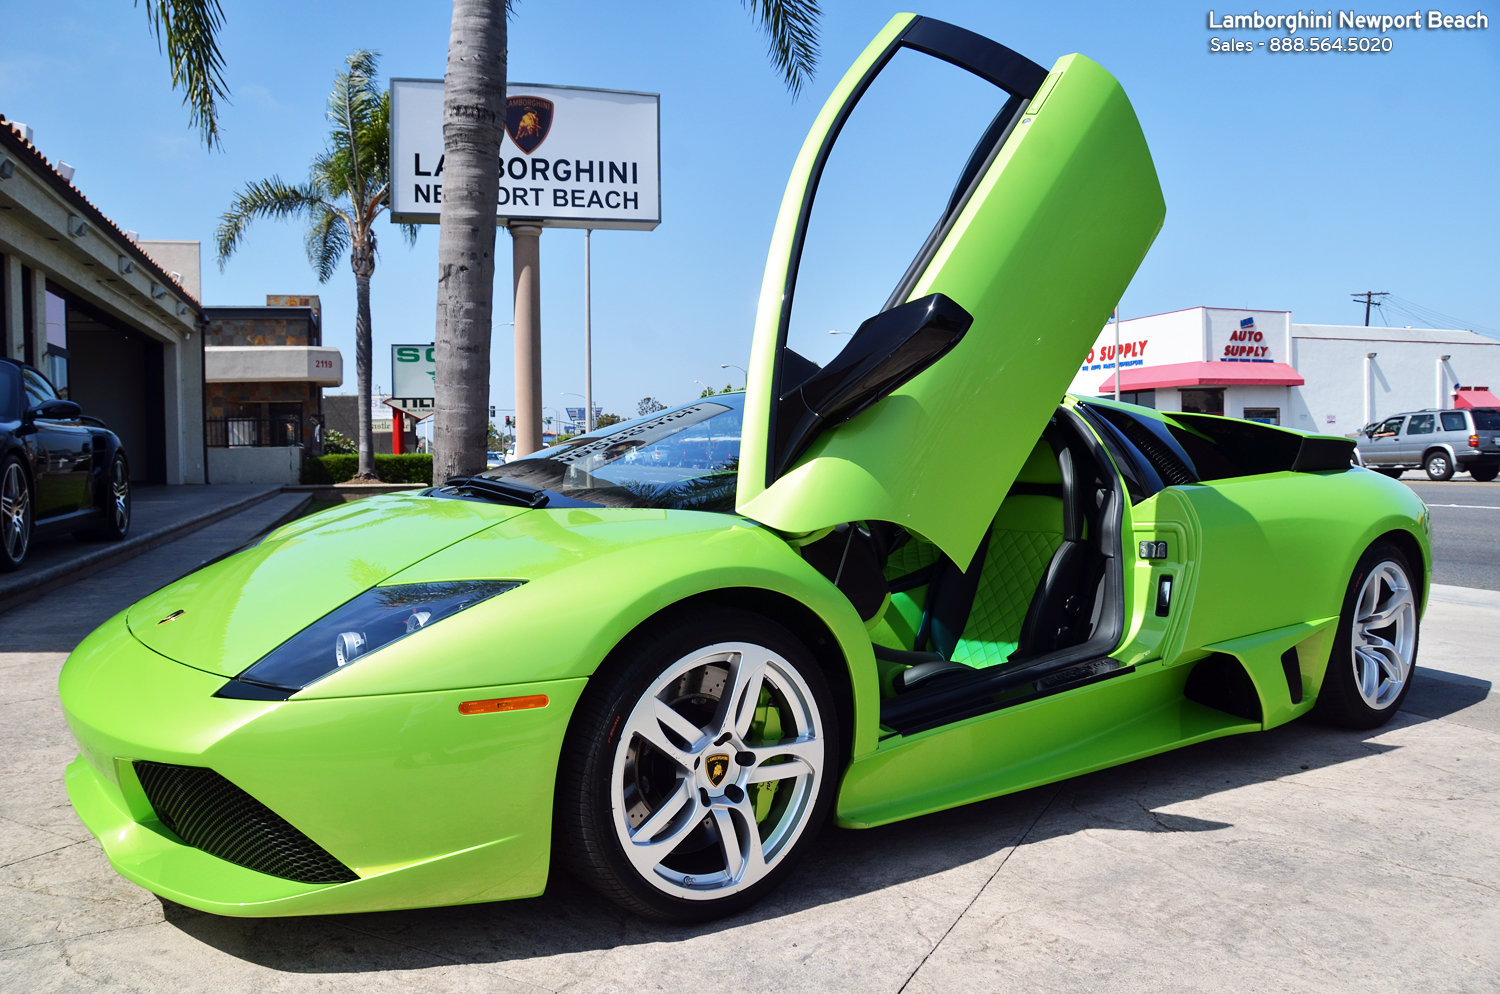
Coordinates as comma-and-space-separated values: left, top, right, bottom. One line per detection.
0, 358, 131, 570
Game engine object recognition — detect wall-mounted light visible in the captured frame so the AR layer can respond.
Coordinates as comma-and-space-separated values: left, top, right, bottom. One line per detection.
117, 255, 134, 275
67, 214, 88, 237
0, 157, 14, 180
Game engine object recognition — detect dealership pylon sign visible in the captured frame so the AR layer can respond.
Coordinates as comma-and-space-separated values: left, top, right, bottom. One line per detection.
389, 80, 661, 229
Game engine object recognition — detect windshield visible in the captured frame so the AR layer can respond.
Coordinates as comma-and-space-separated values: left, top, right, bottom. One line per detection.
484, 395, 744, 511
1471, 409, 1500, 431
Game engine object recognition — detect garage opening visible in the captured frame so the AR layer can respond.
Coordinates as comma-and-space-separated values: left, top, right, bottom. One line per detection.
64, 295, 168, 484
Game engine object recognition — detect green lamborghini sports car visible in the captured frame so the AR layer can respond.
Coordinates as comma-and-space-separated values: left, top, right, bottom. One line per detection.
61, 14, 1428, 922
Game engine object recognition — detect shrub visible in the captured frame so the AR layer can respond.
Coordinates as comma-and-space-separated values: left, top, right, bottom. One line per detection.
302, 453, 433, 485
322, 427, 357, 454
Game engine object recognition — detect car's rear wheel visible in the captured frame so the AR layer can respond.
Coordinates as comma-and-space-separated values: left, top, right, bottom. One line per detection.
1314, 540, 1419, 729
1470, 465, 1499, 482
556, 607, 839, 921
0, 456, 32, 572
1424, 451, 1455, 481
1373, 467, 1404, 479
80, 453, 130, 541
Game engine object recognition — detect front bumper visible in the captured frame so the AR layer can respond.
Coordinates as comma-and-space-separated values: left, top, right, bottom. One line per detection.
60, 611, 585, 917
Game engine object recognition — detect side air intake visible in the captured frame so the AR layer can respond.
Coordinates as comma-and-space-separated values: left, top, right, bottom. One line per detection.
133, 761, 358, 885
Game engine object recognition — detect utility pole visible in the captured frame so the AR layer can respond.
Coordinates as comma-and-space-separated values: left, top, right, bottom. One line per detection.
1351, 291, 1389, 327
583, 229, 593, 433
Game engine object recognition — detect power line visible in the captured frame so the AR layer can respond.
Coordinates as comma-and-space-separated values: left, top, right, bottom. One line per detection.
1350, 290, 1389, 327
1382, 294, 1500, 338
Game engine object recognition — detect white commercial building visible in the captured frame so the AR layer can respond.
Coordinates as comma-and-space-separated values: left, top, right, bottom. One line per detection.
1067, 306, 1500, 434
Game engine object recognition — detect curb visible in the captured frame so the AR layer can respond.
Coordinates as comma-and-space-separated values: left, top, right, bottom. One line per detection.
282, 483, 424, 502
0, 487, 283, 616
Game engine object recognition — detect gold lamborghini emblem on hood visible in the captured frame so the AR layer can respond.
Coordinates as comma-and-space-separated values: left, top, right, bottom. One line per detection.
705, 753, 730, 787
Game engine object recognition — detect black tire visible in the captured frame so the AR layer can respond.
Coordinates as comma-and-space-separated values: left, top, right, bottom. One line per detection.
1313, 539, 1420, 729
79, 453, 130, 541
1373, 467, 1404, 479
0, 455, 32, 572
1424, 450, 1455, 481
555, 606, 841, 921
1470, 465, 1499, 483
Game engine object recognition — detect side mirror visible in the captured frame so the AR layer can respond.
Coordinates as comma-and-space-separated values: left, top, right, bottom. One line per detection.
774, 293, 972, 477
27, 399, 82, 422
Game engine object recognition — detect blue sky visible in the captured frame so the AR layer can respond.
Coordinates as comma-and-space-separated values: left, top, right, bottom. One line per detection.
4, 1, 1497, 420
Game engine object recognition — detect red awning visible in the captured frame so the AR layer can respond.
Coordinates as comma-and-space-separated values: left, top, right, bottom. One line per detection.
1099, 361, 1305, 393
1454, 387, 1500, 409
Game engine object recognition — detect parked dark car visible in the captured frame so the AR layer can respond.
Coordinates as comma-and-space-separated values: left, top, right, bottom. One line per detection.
0, 358, 131, 570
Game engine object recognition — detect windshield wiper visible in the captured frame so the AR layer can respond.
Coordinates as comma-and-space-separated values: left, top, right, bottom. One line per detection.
438, 476, 550, 508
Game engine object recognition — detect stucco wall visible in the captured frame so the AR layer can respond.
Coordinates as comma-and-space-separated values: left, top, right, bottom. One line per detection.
0, 124, 204, 483
207, 446, 302, 485
1292, 325, 1500, 433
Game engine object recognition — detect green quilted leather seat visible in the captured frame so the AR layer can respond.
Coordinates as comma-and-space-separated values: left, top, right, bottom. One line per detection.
947, 441, 1064, 668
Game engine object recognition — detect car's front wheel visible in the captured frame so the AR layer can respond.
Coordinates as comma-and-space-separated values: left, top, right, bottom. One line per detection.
0, 456, 32, 571
1424, 451, 1455, 481
1314, 540, 1419, 729
556, 607, 840, 921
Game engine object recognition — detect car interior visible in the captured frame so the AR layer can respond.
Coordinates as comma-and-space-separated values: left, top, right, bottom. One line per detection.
796, 404, 1128, 735
792, 397, 1359, 736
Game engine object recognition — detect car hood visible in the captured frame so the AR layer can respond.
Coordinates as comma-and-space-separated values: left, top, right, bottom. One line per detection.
127, 493, 528, 678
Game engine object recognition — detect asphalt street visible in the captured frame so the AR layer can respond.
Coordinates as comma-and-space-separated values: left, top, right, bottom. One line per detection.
1403, 478, 1500, 590
0, 489, 1497, 992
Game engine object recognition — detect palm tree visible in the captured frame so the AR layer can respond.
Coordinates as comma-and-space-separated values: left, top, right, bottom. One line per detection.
431, 0, 823, 483
216, 51, 416, 480
139, 0, 231, 148
143, 2, 822, 481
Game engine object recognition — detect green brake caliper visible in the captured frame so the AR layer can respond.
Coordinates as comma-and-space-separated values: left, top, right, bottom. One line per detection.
748, 685, 784, 831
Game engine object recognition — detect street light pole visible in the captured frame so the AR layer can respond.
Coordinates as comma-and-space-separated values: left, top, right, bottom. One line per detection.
584, 229, 594, 433
1113, 308, 1121, 402
720, 363, 747, 389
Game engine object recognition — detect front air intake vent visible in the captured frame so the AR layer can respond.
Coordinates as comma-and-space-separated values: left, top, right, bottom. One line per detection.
133, 761, 358, 884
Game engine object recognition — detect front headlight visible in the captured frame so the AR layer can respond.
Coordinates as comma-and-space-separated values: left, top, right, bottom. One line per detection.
217, 580, 522, 700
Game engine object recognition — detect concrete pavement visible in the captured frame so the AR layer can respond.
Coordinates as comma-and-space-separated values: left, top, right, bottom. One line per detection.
1, 522, 1497, 992
0, 484, 288, 615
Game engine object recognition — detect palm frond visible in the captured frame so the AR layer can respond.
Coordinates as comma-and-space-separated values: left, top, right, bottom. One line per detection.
326, 50, 384, 207
215, 176, 328, 268
305, 202, 352, 283
138, 0, 230, 148
741, 0, 821, 97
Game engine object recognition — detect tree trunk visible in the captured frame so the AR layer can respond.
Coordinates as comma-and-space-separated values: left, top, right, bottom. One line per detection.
351, 240, 376, 479
432, 0, 506, 483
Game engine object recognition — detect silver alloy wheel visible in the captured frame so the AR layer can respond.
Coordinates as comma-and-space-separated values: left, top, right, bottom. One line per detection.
610, 641, 825, 901
2, 462, 30, 563
1351, 560, 1417, 709
1426, 453, 1451, 480
109, 457, 130, 533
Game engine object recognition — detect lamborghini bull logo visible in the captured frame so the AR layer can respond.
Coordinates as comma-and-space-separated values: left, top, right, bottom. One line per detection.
505, 95, 554, 154
705, 753, 730, 787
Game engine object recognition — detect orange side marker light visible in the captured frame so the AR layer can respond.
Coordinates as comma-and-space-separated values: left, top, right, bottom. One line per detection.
459, 694, 549, 715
